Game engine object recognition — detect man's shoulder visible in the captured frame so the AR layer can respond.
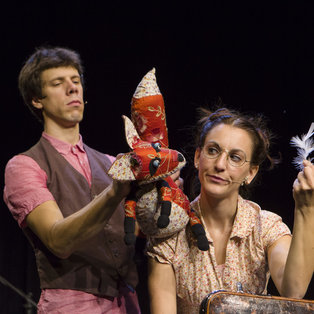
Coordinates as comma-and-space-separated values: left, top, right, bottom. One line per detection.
83, 144, 116, 164
5, 154, 42, 174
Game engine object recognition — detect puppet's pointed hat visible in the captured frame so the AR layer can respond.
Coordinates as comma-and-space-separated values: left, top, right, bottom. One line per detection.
131, 68, 169, 148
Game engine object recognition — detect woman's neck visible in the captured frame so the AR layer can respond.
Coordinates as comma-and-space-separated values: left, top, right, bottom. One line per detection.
199, 192, 238, 231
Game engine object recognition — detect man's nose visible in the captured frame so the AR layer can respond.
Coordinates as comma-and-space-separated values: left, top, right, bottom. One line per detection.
66, 80, 79, 94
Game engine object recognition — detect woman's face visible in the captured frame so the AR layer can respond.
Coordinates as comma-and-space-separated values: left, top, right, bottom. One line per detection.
194, 123, 259, 199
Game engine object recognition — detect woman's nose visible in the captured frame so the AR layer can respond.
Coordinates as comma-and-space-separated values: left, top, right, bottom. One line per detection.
215, 151, 228, 169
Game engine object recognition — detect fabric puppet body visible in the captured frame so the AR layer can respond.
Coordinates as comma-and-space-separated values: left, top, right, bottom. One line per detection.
108, 68, 209, 251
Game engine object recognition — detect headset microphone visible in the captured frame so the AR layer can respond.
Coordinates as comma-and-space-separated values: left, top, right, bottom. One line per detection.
229, 179, 243, 184
229, 176, 249, 185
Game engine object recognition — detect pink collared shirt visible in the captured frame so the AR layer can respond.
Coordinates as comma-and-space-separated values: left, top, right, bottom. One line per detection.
4, 132, 115, 228
3, 133, 140, 314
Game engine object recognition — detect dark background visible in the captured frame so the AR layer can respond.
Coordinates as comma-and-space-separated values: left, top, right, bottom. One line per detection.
0, 2, 313, 313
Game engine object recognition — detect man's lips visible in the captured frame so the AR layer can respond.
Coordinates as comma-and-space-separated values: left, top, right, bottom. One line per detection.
67, 100, 82, 106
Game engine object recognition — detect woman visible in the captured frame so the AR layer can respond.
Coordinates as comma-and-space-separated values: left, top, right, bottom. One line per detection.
147, 107, 314, 314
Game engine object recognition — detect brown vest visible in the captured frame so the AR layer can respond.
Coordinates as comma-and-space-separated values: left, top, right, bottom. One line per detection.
22, 137, 138, 297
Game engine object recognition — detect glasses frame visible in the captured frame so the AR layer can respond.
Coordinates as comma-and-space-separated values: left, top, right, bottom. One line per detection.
201, 142, 251, 167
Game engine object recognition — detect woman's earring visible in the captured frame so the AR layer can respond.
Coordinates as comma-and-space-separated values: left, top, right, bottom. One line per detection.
195, 163, 199, 169
241, 176, 249, 186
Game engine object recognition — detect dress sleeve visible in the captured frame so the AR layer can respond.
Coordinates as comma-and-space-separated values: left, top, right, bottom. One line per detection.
146, 233, 179, 264
261, 210, 291, 249
3, 155, 55, 228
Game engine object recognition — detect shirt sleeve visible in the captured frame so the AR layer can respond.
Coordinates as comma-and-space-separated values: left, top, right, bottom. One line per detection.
261, 210, 291, 250
3, 155, 55, 228
106, 154, 116, 164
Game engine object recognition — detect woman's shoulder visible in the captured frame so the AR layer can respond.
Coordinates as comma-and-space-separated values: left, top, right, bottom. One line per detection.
240, 197, 283, 221
241, 197, 291, 241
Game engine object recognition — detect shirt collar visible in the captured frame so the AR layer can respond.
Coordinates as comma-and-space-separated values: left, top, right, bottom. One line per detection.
230, 196, 260, 239
42, 132, 85, 155
191, 195, 260, 240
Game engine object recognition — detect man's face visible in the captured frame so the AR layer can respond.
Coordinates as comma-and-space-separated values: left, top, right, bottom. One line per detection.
33, 66, 84, 128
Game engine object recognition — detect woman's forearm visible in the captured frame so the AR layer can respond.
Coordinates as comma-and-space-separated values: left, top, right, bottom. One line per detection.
281, 209, 314, 298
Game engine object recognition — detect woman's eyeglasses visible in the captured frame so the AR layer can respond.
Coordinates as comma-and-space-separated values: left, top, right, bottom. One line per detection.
201, 142, 250, 167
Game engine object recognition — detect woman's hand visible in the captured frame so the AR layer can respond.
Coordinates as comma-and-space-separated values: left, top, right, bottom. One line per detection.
278, 159, 314, 298
293, 160, 314, 215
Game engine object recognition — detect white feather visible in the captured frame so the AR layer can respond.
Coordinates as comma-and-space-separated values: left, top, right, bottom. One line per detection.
290, 122, 314, 170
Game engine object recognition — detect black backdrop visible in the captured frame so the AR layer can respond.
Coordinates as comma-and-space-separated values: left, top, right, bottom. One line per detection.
0, 2, 313, 313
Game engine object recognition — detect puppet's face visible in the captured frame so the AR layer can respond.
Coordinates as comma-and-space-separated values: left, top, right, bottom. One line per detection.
108, 115, 186, 183
130, 142, 185, 182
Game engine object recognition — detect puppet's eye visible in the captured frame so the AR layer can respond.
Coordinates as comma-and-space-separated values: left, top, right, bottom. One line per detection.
149, 157, 161, 176
152, 159, 160, 168
152, 142, 161, 152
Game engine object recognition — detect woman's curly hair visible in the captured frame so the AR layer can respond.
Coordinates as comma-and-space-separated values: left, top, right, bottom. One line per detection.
185, 105, 280, 199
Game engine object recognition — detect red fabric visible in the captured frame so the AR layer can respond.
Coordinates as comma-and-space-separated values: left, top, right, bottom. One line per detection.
125, 200, 137, 219
165, 176, 190, 212
160, 186, 172, 202
131, 95, 169, 147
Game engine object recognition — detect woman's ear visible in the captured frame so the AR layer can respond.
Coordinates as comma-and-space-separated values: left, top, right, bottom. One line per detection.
194, 148, 201, 169
32, 98, 43, 109
247, 165, 259, 184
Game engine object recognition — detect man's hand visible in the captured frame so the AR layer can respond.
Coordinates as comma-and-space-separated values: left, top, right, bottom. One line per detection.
170, 170, 184, 190
111, 179, 131, 199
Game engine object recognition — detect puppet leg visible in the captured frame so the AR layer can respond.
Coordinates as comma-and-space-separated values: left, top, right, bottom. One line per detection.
189, 208, 209, 251
156, 180, 172, 228
124, 184, 138, 245
124, 200, 137, 245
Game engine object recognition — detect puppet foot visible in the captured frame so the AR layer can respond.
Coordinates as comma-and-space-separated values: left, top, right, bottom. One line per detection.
191, 224, 209, 251
157, 215, 170, 228
124, 216, 136, 245
124, 233, 136, 245
197, 235, 209, 251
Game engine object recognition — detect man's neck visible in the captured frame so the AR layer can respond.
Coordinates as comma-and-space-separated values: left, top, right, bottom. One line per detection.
44, 123, 80, 145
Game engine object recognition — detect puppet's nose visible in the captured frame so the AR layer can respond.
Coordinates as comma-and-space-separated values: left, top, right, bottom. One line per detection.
178, 153, 184, 162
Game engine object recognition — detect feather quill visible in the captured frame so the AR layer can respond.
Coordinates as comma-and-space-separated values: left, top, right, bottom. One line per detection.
290, 122, 314, 170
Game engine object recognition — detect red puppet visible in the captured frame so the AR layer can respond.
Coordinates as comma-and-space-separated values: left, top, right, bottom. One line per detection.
108, 68, 209, 251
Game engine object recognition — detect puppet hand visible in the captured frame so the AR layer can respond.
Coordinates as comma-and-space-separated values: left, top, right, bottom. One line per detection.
293, 160, 314, 215
109, 153, 132, 198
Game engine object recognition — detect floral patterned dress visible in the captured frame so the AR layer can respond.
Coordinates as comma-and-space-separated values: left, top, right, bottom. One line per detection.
147, 196, 291, 314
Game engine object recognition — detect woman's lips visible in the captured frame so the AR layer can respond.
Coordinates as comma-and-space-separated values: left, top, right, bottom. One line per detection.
208, 175, 230, 184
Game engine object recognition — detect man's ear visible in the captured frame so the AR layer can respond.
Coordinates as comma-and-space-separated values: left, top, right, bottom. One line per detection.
31, 98, 43, 109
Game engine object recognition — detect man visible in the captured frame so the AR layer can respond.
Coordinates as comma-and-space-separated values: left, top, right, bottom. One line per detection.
4, 47, 141, 313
